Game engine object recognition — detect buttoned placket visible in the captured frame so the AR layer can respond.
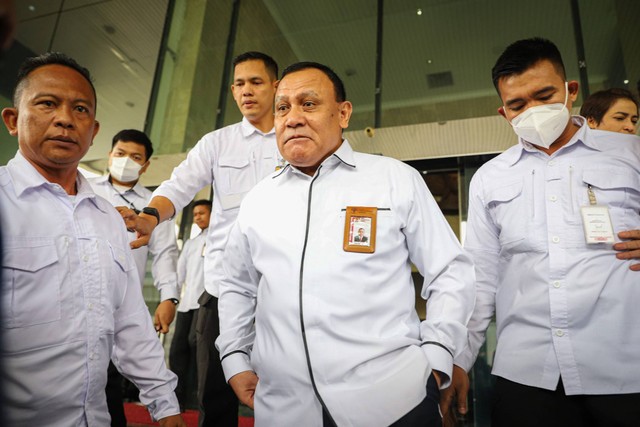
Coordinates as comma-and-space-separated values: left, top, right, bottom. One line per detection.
544, 156, 582, 392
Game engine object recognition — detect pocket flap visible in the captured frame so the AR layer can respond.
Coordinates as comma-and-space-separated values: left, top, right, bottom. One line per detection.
3, 243, 59, 272
219, 157, 250, 169
583, 169, 640, 191
486, 179, 523, 203
108, 244, 134, 272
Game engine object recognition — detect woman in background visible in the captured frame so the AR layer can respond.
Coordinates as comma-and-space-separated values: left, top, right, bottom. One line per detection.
580, 87, 638, 134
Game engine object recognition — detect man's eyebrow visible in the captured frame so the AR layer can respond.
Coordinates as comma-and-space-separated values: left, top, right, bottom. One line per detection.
275, 90, 320, 102
531, 85, 556, 98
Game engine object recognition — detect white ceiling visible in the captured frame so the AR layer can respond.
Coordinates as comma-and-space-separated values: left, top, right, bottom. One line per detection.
9, 0, 634, 185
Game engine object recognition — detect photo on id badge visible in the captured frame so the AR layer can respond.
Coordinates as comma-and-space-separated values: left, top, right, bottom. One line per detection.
343, 206, 377, 253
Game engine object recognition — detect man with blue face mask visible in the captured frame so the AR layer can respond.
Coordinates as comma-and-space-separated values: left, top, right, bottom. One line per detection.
441, 38, 640, 427
89, 129, 180, 426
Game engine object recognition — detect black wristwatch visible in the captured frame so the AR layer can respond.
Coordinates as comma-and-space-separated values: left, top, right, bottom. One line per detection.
169, 298, 179, 305
141, 207, 160, 225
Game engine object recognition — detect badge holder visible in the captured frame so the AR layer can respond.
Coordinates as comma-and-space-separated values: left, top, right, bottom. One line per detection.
581, 184, 615, 244
343, 206, 377, 253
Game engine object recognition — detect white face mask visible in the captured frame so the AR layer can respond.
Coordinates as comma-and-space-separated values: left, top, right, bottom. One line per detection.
109, 156, 143, 183
508, 82, 570, 149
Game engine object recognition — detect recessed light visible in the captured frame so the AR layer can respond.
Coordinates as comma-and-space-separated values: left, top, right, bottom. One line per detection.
417, 8, 422, 16
623, 79, 629, 84
28, 5, 36, 11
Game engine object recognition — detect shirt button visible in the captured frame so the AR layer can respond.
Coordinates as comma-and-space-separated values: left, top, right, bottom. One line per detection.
549, 195, 557, 202
552, 236, 560, 243
88, 303, 93, 310
555, 329, 564, 337
83, 255, 89, 262
548, 160, 556, 166
89, 353, 94, 360
552, 281, 561, 288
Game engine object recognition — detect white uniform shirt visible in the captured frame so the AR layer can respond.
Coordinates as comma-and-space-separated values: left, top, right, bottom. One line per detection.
89, 175, 179, 301
153, 117, 281, 297
176, 229, 206, 312
458, 117, 640, 395
216, 141, 475, 427
0, 152, 179, 426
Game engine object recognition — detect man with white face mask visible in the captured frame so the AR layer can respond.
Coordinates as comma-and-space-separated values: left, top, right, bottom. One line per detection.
441, 38, 640, 427
89, 129, 180, 426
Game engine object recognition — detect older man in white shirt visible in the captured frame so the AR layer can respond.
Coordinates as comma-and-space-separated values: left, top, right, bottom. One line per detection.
0, 52, 184, 427
215, 62, 475, 427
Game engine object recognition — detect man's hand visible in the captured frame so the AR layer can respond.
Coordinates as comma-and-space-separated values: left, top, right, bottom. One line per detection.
154, 300, 177, 334
440, 365, 469, 419
228, 370, 258, 409
158, 414, 186, 427
614, 230, 640, 271
115, 206, 157, 249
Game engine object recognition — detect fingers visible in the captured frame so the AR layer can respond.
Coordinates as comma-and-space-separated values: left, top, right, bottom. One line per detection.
618, 230, 640, 240
130, 235, 151, 249
247, 393, 255, 410
457, 387, 468, 415
153, 311, 163, 333
115, 206, 139, 232
440, 388, 454, 417
154, 302, 175, 334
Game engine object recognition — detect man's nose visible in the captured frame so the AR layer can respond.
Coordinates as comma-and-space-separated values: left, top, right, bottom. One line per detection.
54, 105, 75, 129
285, 106, 305, 127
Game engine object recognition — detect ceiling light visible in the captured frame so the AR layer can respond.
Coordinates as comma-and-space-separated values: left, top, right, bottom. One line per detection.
623, 79, 629, 84
28, 5, 36, 11
417, 8, 422, 15
110, 47, 126, 62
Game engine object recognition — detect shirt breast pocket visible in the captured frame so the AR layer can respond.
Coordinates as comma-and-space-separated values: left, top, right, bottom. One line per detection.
582, 169, 640, 232
485, 179, 538, 254
1, 240, 62, 329
218, 156, 255, 195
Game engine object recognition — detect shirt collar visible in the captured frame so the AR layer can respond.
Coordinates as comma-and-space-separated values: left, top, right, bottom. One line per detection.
505, 116, 592, 166
7, 151, 107, 212
241, 116, 275, 137
273, 139, 356, 179
95, 173, 146, 197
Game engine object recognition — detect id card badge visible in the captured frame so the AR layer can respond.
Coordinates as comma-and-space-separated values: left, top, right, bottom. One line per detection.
580, 205, 615, 244
343, 206, 377, 253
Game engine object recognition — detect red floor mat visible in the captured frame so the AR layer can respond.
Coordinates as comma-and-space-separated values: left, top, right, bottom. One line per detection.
124, 403, 254, 427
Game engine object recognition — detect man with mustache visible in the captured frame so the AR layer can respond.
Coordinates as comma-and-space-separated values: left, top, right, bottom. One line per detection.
215, 61, 475, 427
0, 52, 184, 426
